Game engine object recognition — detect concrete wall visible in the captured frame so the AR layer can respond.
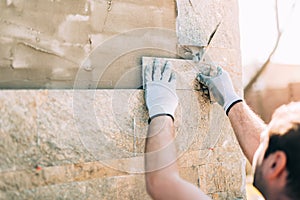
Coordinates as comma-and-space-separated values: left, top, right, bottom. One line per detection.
0, 0, 245, 199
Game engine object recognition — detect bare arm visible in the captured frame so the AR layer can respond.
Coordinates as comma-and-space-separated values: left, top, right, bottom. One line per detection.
145, 116, 211, 200
198, 67, 267, 164
144, 60, 210, 199
228, 101, 266, 164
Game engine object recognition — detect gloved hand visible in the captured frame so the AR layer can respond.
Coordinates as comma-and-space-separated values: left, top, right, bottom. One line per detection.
197, 66, 242, 115
144, 59, 178, 121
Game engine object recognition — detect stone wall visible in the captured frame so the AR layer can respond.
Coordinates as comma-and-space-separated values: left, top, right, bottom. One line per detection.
0, 0, 246, 199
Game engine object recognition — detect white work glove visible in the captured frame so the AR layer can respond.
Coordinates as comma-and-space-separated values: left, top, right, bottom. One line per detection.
144, 59, 178, 121
197, 66, 242, 115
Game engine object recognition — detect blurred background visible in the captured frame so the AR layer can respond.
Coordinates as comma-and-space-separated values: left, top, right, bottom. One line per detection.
239, 0, 300, 199
239, 0, 300, 122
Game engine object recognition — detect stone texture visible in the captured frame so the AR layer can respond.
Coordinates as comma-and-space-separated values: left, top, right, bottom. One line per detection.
3, 175, 151, 200
142, 57, 199, 90
142, 54, 242, 96
176, 0, 241, 49
176, 0, 222, 47
0, 90, 245, 199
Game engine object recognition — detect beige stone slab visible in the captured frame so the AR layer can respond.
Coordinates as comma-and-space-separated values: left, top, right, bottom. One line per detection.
0, 90, 208, 172
176, 0, 223, 46
142, 57, 200, 90
0, 89, 245, 199
177, 150, 246, 199
59, 176, 150, 199
94, 49, 177, 89
143, 48, 243, 95
206, 0, 241, 49
0, 161, 127, 192
0, 91, 38, 171
74, 89, 210, 172
176, 0, 240, 49
198, 162, 246, 198
3, 176, 145, 200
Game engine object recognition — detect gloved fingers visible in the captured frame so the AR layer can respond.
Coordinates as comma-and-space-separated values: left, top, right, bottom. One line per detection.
153, 59, 162, 81
144, 64, 153, 85
169, 72, 176, 85
161, 61, 172, 82
197, 73, 211, 86
216, 66, 223, 76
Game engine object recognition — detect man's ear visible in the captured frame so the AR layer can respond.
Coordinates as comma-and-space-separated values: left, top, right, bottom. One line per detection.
265, 151, 287, 179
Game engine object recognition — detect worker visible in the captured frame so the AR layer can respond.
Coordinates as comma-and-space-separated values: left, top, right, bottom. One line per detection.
144, 59, 300, 200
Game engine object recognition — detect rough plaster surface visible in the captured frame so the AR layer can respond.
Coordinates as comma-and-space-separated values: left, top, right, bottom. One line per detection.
0, 90, 245, 199
0, 0, 241, 89
0, 0, 177, 89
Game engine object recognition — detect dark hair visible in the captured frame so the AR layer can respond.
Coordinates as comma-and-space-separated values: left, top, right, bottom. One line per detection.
264, 124, 300, 199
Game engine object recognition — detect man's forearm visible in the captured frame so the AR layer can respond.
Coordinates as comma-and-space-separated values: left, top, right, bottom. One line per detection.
228, 102, 266, 164
145, 116, 211, 200
144, 60, 211, 199
145, 116, 179, 198
145, 116, 178, 173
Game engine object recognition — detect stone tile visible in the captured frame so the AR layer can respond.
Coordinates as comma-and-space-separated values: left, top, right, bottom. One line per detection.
142, 55, 242, 96
95, 49, 177, 89
4, 177, 119, 200
0, 91, 38, 171
0, 161, 126, 192
207, 0, 240, 50
176, 0, 222, 46
0, 87, 244, 198
36, 91, 95, 167
198, 162, 246, 199
143, 54, 243, 102
0, 89, 208, 169
142, 57, 200, 90
176, 0, 240, 49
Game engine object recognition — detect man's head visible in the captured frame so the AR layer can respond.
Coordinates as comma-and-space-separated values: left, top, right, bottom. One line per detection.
252, 102, 300, 199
